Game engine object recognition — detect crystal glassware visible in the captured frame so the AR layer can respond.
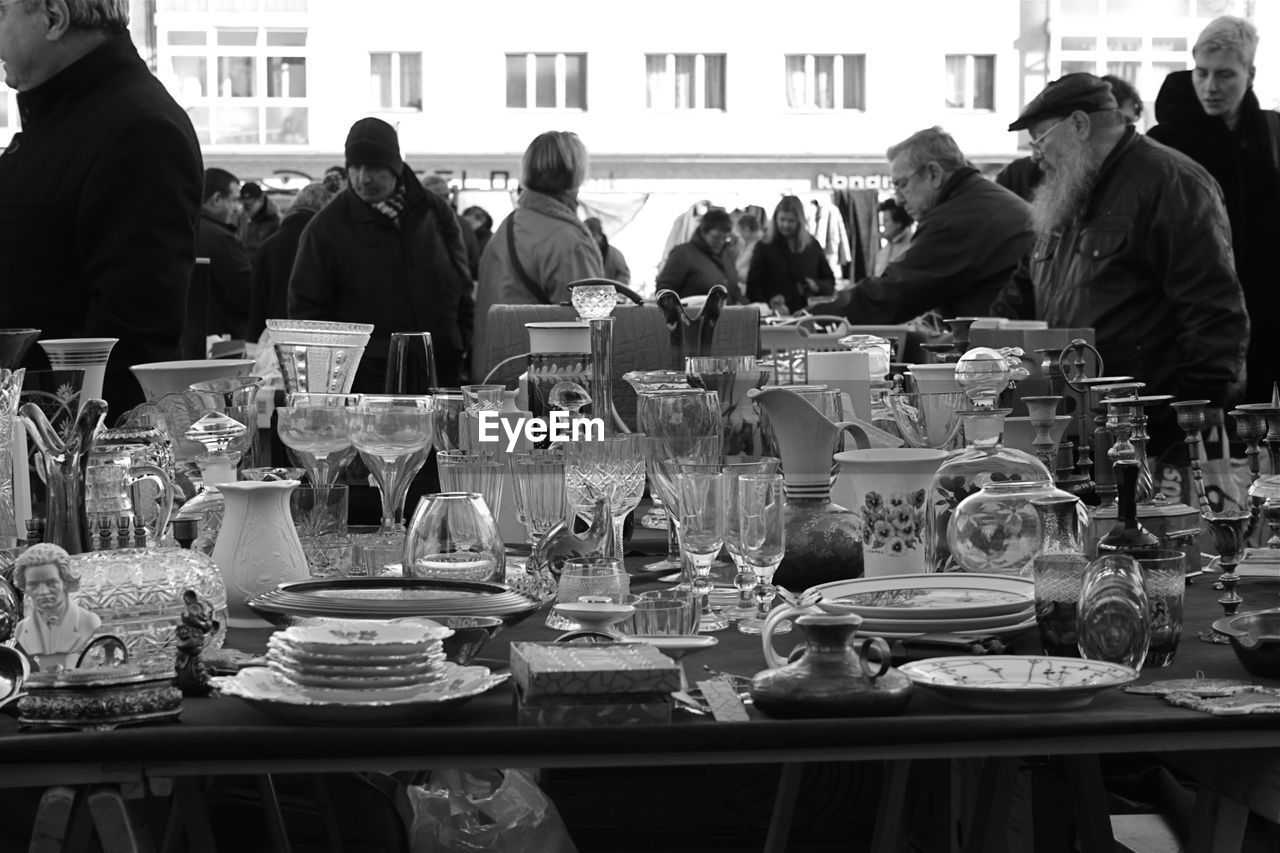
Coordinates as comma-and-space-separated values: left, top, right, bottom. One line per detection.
429, 389, 465, 454
267, 319, 372, 396
571, 283, 618, 321
564, 433, 647, 561
677, 470, 728, 632
347, 397, 434, 539
1031, 494, 1090, 656
1076, 553, 1149, 671
509, 448, 567, 546
386, 332, 437, 395
170, 412, 248, 555
736, 472, 786, 635
548, 556, 629, 630
685, 356, 773, 457
276, 406, 355, 487
290, 484, 352, 578
1135, 549, 1185, 667
403, 491, 504, 583
887, 391, 966, 451
436, 451, 505, 523
948, 479, 1075, 577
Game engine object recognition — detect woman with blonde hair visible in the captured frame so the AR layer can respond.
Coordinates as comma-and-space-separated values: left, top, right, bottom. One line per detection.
746, 195, 835, 314
473, 131, 603, 377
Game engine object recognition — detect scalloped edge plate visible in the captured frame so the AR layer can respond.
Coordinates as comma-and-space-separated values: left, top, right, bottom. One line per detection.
809, 574, 1034, 620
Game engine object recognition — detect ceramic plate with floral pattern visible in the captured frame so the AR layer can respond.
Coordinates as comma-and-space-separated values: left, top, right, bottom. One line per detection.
899, 656, 1138, 712
810, 573, 1034, 620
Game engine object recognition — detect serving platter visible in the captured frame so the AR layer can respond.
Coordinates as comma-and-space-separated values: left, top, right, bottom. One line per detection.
247, 578, 541, 627
809, 574, 1034, 620
855, 607, 1036, 636
898, 655, 1138, 712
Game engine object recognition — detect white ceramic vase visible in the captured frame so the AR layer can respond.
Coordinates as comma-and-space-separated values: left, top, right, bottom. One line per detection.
212, 479, 310, 627
834, 448, 948, 578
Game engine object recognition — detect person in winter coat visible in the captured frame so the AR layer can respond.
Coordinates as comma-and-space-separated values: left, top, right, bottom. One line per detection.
197, 168, 254, 342
841, 127, 1031, 324
289, 118, 473, 391
585, 217, 631, 285
473, 131, 603, 379
0, 0, 202, 414
747, 196, 834, 314
655, 208, 737, 300
1148, 16, 1280, 405
237, 182, 281, 258
247, 182, 334, 342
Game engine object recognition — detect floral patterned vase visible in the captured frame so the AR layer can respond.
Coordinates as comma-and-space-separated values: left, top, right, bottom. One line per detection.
834, 449, 949, 577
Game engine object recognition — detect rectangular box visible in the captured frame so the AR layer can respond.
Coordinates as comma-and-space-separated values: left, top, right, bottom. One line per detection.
514, 683, 672, 726
510, 642, 681, 699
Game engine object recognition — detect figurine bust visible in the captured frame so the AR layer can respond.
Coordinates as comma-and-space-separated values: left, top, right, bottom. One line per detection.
12, 543, 102, 671
174, 588, 219, 697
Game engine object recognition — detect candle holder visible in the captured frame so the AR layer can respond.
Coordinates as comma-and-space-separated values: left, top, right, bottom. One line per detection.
1128, 395, 1174, 504
942, 317, 978, 360
1020, 396, 1065, 476
1170, 400, 1211, 512
1058, 340, 1105, 473
1234, 402, 1280, 478
1200, 509, 1252, 642
1229, 408, 1267, 485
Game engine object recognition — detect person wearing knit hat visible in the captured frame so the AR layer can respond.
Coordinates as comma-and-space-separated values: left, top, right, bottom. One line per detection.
991, 72, 1249, 457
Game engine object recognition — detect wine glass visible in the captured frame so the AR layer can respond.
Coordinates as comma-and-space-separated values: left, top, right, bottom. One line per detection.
637, 389, 722, 571
276, 407, 354, 487
737, 473, 786, 635
563, 433, 647, 561
280, 393, 359, 485
429, 388, 465, 453
677, 470, 727, 632
348, 396, 434, 540
509, 448, 568, 547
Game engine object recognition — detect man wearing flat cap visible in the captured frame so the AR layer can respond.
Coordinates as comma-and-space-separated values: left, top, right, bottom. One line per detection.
236, 181, 281, 259
992, 72, 1249, 455
288, 117, 473, 391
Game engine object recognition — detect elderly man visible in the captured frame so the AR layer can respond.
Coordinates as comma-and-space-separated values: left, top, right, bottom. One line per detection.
0, 0, 202, 414
992, 73, 1249, 453
840, 127, 1032, 324
289, 117, 472, 391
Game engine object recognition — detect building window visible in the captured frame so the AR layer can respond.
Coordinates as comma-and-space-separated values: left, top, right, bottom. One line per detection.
370, 52, 422, 110
784, 54, 865, 110
945, 54, 995, 110
645, 54, 725, 110
505, 53, 587, 110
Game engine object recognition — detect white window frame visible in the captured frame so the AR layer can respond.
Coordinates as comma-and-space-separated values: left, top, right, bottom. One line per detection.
784, 53, 865, 111
369, 51, 422, 112
505, 52, 587, 111
944, 54, 995, 111
645, 53, 726, 111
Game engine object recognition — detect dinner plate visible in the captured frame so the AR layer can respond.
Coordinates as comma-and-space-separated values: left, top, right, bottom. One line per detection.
275, 620, 452, 657
898, 655, 1138, 712
268, 659, 446, 692
213, 664, 509, 725
858, 617, 1037, 641
856, 607, 1035, 635
266, 636, 442, 669
810, 574, 1034, 620
266, 646, 444, 677
246, 578, 541, 628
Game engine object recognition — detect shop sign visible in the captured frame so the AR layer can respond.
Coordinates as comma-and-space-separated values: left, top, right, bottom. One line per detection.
815, 173, 892, 191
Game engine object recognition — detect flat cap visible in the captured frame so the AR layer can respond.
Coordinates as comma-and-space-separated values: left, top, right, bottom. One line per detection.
1008, 73, 1118, 131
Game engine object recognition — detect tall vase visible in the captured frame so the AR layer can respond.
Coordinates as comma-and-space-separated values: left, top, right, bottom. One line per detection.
0, 369, 25, 550
212, 480, 310, 627
834, 448, 948, 577
20, 398, 109, 555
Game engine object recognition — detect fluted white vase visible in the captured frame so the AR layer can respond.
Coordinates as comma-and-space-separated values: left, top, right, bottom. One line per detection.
212, 479, 310, 627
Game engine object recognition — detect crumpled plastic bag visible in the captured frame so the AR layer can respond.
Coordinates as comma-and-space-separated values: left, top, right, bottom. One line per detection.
407, 768, 577, 853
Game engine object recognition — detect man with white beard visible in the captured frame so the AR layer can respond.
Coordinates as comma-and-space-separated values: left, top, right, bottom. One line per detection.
992, 73, 1248, 455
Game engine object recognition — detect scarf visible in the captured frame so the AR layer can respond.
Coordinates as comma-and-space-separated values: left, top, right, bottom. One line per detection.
371, 187, 408, 224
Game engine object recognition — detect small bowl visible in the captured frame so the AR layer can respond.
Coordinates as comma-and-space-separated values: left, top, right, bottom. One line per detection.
1213, 610, 1280, 678
430, 616, 505, 665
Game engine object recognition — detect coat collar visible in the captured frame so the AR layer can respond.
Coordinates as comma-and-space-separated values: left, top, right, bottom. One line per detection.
517, 190, 591, 238
17, 34, 141, 128
343, 164, 428, 224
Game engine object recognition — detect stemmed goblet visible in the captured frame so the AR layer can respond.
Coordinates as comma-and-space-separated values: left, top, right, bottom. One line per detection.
736, 472, 786, 635
677, 470, 727, 632
509, 448, 568, 547
563, 433, 647, 561
348, 395, 434, 540
278, 393, 359, 486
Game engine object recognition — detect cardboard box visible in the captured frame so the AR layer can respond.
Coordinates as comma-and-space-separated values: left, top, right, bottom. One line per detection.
509, 642, 681, 699
513, 682, 672, 726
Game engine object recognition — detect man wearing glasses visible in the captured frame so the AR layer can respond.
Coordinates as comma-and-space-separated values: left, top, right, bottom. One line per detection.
991, 73, 1248, 455
0, 0, 202, 413
836, 127, 1032, 325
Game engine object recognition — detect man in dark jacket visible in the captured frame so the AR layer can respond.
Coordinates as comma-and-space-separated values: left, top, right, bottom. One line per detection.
1148, 16, 1280, 406
0, 0, 202, 414
196, 168, 254, 342
840, 127, 1032, 324
289, 117, 473, 391
991, 73, 1249, 454
237, 182, 281, 259
247, 181, 334, 342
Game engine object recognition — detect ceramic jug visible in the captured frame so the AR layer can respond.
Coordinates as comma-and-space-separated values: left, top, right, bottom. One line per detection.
212, 479, 310, 627
750, 612, 913, 719
746, 386, 881, 590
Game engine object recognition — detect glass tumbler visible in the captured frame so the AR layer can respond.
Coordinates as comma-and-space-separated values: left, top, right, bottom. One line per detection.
509, 448, 567, 546
436, 451, 506, 523
1135, 549, 1185, 668
547, 557, 630, 630
1076, 553, 1150, 671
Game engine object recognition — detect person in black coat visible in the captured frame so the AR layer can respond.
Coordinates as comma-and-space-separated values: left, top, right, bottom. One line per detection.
0, 5, 202, 415
246, 182, 335, 342
655, 208, 735, 299
1148, 16, 1280, 405
196, 169, 254, 342
747, 196, 834, 314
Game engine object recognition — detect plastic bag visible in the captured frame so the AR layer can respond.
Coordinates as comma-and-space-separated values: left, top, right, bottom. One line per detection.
407, 768, 577, 853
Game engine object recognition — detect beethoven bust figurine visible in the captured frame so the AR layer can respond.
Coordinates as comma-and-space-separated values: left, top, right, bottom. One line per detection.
12, 543, 102, 670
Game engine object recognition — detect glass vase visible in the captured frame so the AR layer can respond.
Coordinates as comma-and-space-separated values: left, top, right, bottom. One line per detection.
926, 409, 1051, 573
1030, 494, 1089, 656
1076, 552, 1149, 671
403, 492, 505, 584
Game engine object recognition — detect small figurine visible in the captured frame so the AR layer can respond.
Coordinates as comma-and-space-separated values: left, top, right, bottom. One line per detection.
174, 588, 218, 697
12, 543, 104, 672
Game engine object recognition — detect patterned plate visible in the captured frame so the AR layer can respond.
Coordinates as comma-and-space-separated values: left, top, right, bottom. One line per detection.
899, 656, 1138, 712
273, 621, 450, 659
856, 607, 1035, 635
810, 574, 1034, 620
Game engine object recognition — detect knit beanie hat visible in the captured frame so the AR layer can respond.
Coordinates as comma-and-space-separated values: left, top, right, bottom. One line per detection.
345, 117, 402, 174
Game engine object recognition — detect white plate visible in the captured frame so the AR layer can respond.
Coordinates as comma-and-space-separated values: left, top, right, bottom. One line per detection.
213, 664, 508, 725
860, 617, 1037, 641
620, 635, 718, 661
266, 636, 443, 668
275, 620, 452, 658
856, 607, 1035, 635
810, 574, 1034, 620
898, 655, 1138, 712
269, 659, 446, 693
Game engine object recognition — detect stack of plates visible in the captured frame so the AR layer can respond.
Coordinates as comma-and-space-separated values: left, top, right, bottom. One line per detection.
808, 573, 1036, 639
246, 578, 541, 628
266, 620, 451, 697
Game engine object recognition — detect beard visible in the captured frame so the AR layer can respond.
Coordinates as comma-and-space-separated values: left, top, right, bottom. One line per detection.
1029, 134, 1099, 235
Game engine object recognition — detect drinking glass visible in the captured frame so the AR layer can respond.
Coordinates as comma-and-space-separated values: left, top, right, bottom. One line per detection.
280, 393, 360, 485
637, 389, 722, 571
547, 556, 630, 630
290, 484, 352, 578
509, 448, 568, 546
1077, 553, 1149, 670
429, 389, 465, 453
677, 470, 727, 632
436, 451, 505, 523
737, 473, 786, 635
462, 384, 505, 409
348, 396, 434, 538
276, 406, 354, 486
386, 332, 437, 395
403, 492, 504, 583
1135, 549, 1185, 668
564, 433, 647, 561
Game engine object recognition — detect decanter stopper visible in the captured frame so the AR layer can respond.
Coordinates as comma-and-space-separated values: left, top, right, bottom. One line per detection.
955, 347, 1011, 410
172, 519, 198, 550
184, 412, 246, 485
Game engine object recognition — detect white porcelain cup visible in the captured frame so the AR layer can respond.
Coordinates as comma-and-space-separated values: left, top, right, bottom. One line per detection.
834, 448, 948, 577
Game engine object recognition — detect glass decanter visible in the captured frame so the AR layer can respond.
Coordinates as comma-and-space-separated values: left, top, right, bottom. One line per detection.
170, 412, 247, 555
1030, 494, 1090, 656
925, 348, 1051, 573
